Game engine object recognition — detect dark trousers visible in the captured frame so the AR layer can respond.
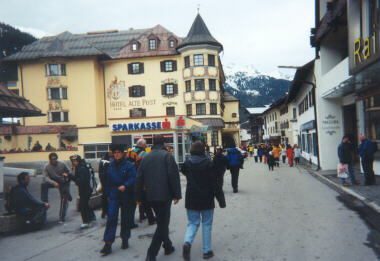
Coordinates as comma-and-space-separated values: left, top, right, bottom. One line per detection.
268, 164, 274, 171
101, 190, 108, 217
139, 192, 155, 223
254, 156, 258, 162
230, 166, 240, 190
147, 201, 173, 258
295, 157, 300, 165
41, 182, 70, 221
79, 190, 94, 224
259, 156, 263, 162
362, 157, 375, 185
282, 156, 286, 163
20, 206, 47, 227
103, 198, 135, 243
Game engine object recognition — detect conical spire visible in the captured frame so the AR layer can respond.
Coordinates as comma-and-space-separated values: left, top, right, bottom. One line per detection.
178, 14, 223, 50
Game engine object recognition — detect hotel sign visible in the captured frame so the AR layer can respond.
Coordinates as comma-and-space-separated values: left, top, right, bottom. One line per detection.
348, 0, 380, 75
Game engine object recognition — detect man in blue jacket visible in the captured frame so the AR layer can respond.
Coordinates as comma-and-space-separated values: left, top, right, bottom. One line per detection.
100, 144, 136, 256
12, 172, 49, 228
359, 134, 377, 185
226, 147, 243, 193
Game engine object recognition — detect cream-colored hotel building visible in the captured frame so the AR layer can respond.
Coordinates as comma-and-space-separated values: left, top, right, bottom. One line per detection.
1, 14, 240, 164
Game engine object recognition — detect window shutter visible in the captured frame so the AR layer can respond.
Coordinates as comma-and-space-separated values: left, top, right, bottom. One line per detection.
173, 61, 177, 71
128, 64, 132, 74
61, 64, 66, 75
45, 64, 49, 76
129, 87, 133, 97
129, 110, 133, 117
140, 63, 144, 74
160, 61, 165, 72
141, 86, 145, 97
161, 85, 166, 95
47, 88, 51, 99
173, 84, 178, 95
142, 109, 146, 117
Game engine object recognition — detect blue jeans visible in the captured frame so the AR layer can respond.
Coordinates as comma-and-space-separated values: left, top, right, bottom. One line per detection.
340, 163, 356, 184
184, 209, 214, 254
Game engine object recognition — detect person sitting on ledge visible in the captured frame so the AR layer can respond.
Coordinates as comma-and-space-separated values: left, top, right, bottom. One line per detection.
32, 141, 42, 152
11, 172, 50, 229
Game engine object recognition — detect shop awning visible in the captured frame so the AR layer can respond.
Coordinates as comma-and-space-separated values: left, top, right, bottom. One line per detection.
0, 84, 44, 117
321, 77, 356, 99
189, 125, 212, 133
195, 118, 225, 129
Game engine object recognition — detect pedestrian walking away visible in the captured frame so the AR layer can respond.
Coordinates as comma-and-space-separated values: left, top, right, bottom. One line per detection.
287, 145, 294, 167
338, 135, 360, 186
267, 151, 275, 171
280, 147, 287, 164
294, 145, 301, 165
254, 146, 258, 162
226, 147, 243, 193
358, 134, 377, 185
181, 141, 226, 261
98, 150, 113, 219
100, 144, 137, 256
127, 139, 156, 225
65, 155, 95, 229
258, 146, 263, 163
212, 147, 228, 204
41, 152, 72, 223
135, 135, 182, 261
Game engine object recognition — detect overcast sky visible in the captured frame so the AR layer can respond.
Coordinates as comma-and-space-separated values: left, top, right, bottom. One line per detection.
1, 0, 315, 76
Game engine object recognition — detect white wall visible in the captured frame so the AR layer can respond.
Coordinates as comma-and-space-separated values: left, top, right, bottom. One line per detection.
315, 58, 350, 170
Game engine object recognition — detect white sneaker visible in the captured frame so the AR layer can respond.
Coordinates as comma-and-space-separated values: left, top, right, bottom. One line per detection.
80, 223, 90, 229
58, 220, 64, 224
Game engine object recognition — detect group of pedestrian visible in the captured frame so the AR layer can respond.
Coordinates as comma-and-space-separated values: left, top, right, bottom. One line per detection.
247, 144, 301, 171
338, 134, 377, 186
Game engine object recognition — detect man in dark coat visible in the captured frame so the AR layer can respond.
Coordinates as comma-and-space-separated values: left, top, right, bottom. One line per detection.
226, 147, 243, 193
12, 172, 49, 228
338, 135, 360, 186
135, 135, 182, 261
100, 144, 136, 256
359, 134, 377, 185
213, 147, 228, 204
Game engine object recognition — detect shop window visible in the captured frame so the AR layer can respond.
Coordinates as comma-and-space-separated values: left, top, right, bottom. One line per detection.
186, 104, 192, 116
128, 62, 144, 74
166, 107, 175, 116
210, 103, 217, 115
129, 85, 145, 97
149, 39, 156, 50
161, 60, 177, 72
130, 108, 146, 118
196, 103, 206, 115
84, 143, 110, 159
208, 54, 215, 66
211, 130, 218, 146
184, 56, 190, 68
46, 63, 66, 76
48, 111, 68, 122
195, 79, 205, 91
162, 83, 178, 96
47, 87, 67, 100
209, 79, 216, 91
193, 54, 204, 66
307, 133, 312, 153
312, 133, 318, 156
185, 80, 191, 92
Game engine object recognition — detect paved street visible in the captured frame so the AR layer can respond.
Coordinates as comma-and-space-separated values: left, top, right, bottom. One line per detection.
1, 158, 380, 261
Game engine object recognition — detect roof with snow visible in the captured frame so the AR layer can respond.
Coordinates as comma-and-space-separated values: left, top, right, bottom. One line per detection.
245, 106, 269, 114
223, 91, 239, 102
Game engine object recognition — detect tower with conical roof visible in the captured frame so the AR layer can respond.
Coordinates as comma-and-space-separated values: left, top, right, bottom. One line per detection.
178, 14, 227, 146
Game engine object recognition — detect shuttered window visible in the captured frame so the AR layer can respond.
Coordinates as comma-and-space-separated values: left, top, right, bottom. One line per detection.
160, 60, 177, 72
128, 63, 144, 74
161, 83, 178, 96
129, 86, 145, 97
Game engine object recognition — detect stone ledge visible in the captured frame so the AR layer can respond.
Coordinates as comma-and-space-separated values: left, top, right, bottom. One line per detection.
0, 213, 25, 233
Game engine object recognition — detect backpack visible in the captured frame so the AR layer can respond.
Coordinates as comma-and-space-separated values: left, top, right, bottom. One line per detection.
4, 185, 15, 213
85, 162, 97, 194
126, 150, 144, 169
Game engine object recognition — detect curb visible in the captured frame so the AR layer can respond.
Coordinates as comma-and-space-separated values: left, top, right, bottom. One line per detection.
302, 166, 380, 214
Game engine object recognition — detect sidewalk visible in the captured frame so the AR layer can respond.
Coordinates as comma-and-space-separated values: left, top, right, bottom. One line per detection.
302, 164, 380, 213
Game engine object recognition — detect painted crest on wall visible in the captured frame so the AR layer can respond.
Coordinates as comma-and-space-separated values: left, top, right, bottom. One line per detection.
107, 76, 127, 111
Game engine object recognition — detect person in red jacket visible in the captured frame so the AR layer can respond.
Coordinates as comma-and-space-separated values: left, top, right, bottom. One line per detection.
286, 145, 294, 167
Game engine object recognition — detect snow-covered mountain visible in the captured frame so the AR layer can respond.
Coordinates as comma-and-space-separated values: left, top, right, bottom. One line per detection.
223, 63, 292, 122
